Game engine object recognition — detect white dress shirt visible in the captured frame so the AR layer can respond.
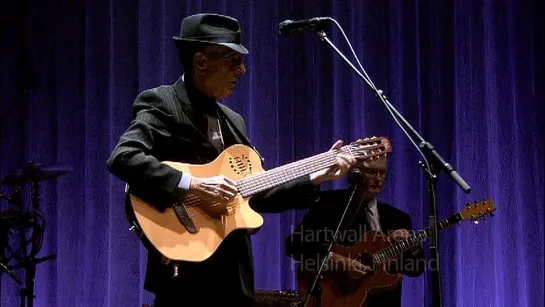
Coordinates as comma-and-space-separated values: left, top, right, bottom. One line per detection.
365, 198, 382, 232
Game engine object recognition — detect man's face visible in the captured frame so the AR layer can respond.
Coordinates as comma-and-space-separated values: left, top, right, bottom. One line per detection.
195, 45, 246, 99
355, 159, 387, 199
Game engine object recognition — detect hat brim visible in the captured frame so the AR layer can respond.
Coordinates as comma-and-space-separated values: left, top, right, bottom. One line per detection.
173, 37, 249, 54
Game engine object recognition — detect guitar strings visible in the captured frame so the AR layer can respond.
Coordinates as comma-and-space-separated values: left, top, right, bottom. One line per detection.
237, 143, 386, 196
178, 142, 387, 220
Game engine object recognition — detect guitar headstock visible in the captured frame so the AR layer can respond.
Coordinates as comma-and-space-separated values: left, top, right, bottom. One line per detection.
346, 136, 392, 162
460, 199, 496, 223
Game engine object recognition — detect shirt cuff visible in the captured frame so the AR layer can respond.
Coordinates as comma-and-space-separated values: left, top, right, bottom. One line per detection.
177, 173, 192, 191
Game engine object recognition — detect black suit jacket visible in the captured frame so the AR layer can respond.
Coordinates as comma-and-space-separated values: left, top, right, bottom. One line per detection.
107, 76, 319, 303
285, 189, 425, 307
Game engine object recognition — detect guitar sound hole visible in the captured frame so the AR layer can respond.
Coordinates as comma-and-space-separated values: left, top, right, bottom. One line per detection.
229, 154, 253, 175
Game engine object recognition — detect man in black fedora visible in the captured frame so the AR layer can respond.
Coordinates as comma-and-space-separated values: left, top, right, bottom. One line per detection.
107, 13, 357, 306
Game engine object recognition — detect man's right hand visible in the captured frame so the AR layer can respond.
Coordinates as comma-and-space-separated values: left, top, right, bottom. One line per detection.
188, 175, 238, 210
328, 252, 373, 281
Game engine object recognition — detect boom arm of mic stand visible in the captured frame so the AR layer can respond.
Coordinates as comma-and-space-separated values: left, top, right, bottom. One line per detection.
302, 185, 359, 307
312, 30, 471, 193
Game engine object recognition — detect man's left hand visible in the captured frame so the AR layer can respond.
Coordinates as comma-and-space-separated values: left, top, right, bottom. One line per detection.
310, 140, 357, 185
388, 229, 411, 242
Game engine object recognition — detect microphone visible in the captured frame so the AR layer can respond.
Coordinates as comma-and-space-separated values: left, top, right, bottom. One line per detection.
278, 17, 332, 34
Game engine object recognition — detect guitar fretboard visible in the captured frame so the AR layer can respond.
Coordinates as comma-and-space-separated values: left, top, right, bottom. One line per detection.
236, 144, 372, 198
373, 213, 463, 264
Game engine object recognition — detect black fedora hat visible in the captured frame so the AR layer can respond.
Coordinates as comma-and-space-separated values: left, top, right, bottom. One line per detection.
173, 13, 249, 54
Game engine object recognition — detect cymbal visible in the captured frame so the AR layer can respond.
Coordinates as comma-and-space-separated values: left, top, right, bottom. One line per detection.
0, 162, 73, 186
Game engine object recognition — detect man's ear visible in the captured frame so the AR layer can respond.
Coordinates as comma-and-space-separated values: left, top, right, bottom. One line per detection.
193, 52, 207, 74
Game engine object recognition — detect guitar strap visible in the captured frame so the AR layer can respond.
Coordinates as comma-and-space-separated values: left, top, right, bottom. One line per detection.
171, 199, 197, 234
124, 184, 198, 235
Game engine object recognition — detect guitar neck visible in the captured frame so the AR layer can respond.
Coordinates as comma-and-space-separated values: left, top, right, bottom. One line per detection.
374, 213, 463, 264
236, 148, 339, 198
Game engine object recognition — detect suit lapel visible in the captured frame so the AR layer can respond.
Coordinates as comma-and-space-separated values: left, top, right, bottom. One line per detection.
217, 104, 245, 145
171, 76, 250, 156
376, 202, 393, 233
172, 76, 216, 149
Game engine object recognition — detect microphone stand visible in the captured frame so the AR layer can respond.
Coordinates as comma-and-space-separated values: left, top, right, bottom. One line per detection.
303, 185, 359, 307
310, 29, 471, 307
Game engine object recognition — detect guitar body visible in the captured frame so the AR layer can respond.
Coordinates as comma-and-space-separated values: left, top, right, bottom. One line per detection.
297, 198, 498, 307
126, 137, 394, 263
297, 231, 402, 307
129, 144, 266, 262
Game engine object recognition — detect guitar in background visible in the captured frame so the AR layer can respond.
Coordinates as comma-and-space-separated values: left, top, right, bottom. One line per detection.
297, 199, 497, 307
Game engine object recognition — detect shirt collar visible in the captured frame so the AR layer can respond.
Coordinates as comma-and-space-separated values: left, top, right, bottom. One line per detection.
366, 198, 378, 215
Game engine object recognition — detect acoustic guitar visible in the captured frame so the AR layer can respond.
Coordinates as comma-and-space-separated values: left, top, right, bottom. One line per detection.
128, 137, 391, 262
297, 199, 496, 307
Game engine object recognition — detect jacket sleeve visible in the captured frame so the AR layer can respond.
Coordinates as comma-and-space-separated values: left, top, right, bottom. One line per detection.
248, 175, 321, 213
106, 88, 184, 204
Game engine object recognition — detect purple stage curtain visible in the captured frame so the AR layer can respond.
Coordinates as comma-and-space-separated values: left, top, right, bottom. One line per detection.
0, 0, 542, 306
